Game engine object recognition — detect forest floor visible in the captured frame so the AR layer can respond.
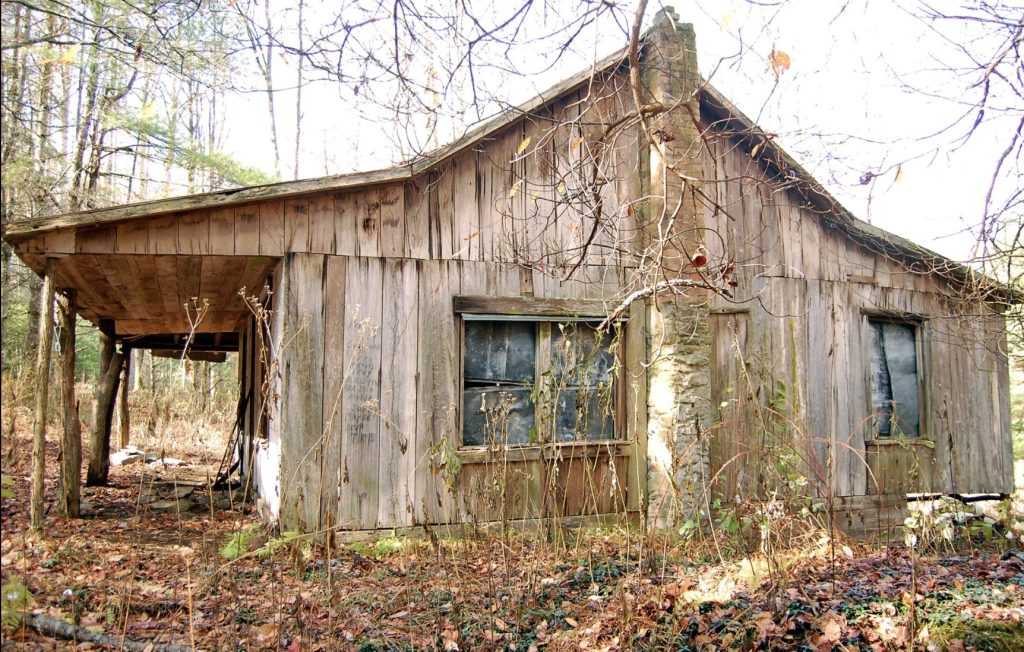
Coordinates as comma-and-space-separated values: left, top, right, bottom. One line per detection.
2, 423, 1024, 651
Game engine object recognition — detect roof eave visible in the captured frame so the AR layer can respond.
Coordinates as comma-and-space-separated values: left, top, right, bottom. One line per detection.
698, 83, 1019, 306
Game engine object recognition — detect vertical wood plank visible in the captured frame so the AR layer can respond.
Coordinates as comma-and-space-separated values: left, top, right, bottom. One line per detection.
992, 319, 1014, 491
44, 230, 76, 254
431, 164, 454, 260
709, 311, 751, 501
415, 260, 459, 523
208, 207, 235, 255
613, 120, 641, 268
260, 200, 285, 256
177, 210, 210, 255
625, 300, 647, 512
321, 256, 347, 530
76, 227, 117, 254
148, 216, 178, 255
308, 193, 335, 254
476, 142, 497, 261
451, 151, 478, 260
234, 205, 261, 255
405, 178, 429, 259
285, 197, 311, 253
502, 125, 527, 264
754, 183, 785, 277
377, 259, 419, 527
356, 190, 381, 257
926, 314, 954, 493
116, 221, 148, 254
551, 91, 583, 269
333, 191, 358, 257
340, 257, 383, 529
278, 254, 326, 533
379, 184, 406, 258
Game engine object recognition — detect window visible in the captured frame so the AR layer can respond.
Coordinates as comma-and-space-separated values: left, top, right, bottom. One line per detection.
867, 318, 921, 437
461, 319, 618, 447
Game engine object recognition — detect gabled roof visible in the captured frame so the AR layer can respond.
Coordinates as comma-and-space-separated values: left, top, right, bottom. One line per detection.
2, 21, 1008, 304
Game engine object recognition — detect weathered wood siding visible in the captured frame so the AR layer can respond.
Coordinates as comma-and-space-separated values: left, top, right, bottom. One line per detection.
273, 253, 642, 532
701, 131, 1013, 498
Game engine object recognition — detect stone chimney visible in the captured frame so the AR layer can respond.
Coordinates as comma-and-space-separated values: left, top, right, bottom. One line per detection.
641, 8, 712, 528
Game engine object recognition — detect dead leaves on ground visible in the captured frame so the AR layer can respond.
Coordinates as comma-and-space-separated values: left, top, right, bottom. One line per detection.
2, 451, 1023, 650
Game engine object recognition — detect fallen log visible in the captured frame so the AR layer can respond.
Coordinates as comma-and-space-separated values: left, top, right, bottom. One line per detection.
27, 613, 194, 652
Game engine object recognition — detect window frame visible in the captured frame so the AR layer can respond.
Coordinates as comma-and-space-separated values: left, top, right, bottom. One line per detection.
863, 311, 928, 441
455, 297, 626, 450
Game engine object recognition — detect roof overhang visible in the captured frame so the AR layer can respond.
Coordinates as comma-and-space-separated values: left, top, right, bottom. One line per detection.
16, 252, 277, 348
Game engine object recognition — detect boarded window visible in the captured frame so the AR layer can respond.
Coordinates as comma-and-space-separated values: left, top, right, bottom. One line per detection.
462, 320, 617, 446
868, 319, 920, 436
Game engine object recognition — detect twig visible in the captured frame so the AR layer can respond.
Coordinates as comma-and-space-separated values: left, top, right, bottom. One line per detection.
27, 613, 194, 652
597, 278, 717, 331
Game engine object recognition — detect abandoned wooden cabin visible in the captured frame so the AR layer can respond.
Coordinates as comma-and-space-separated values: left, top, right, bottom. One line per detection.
6, 9, 1014, 536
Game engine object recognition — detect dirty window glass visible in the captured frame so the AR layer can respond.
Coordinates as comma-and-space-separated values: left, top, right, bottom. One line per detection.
550, 324, 615, 441
462, 387, 535, 446
464, 322, 535, 384
461, 320, 617, 446
868, 319, 920, 436
463, 322, 536, 445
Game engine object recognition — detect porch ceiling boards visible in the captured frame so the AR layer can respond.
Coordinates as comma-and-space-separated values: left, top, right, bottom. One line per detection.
19, 253, 277, 338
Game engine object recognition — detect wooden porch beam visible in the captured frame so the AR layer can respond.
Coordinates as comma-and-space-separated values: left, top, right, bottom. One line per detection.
117, 348, 131, 449
57, 290, 81, 518
86, 320, 123, 486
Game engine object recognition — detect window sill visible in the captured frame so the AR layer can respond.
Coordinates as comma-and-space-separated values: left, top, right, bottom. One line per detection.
866, 438, 934, 448
458, 441, 631, 464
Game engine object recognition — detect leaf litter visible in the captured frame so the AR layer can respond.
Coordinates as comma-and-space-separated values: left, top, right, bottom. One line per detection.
2, 433, 1022, 650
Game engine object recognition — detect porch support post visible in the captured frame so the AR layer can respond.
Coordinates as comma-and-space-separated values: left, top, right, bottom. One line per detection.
117, 348, 131, 448
30, 258, 57, 531
86, 319, 123, 486
57, 290, 82, 517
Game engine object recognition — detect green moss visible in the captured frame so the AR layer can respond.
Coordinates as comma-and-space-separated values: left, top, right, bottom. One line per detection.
929, 618, 1024, 652
219, 524, 262, 560
347, 536, 408, 558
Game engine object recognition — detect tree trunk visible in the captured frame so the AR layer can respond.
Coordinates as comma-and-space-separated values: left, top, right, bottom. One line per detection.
293, 0, 304, 180
260, 0, 281, 178
86, 323, 122, 486
24, 273, 42, 357
30, 259, 56, 531
0, 241, 13, 370
28, 613, 193, 652
57, 292, 81, 518
131, 348, 142, 391
117, 349, 131, 448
